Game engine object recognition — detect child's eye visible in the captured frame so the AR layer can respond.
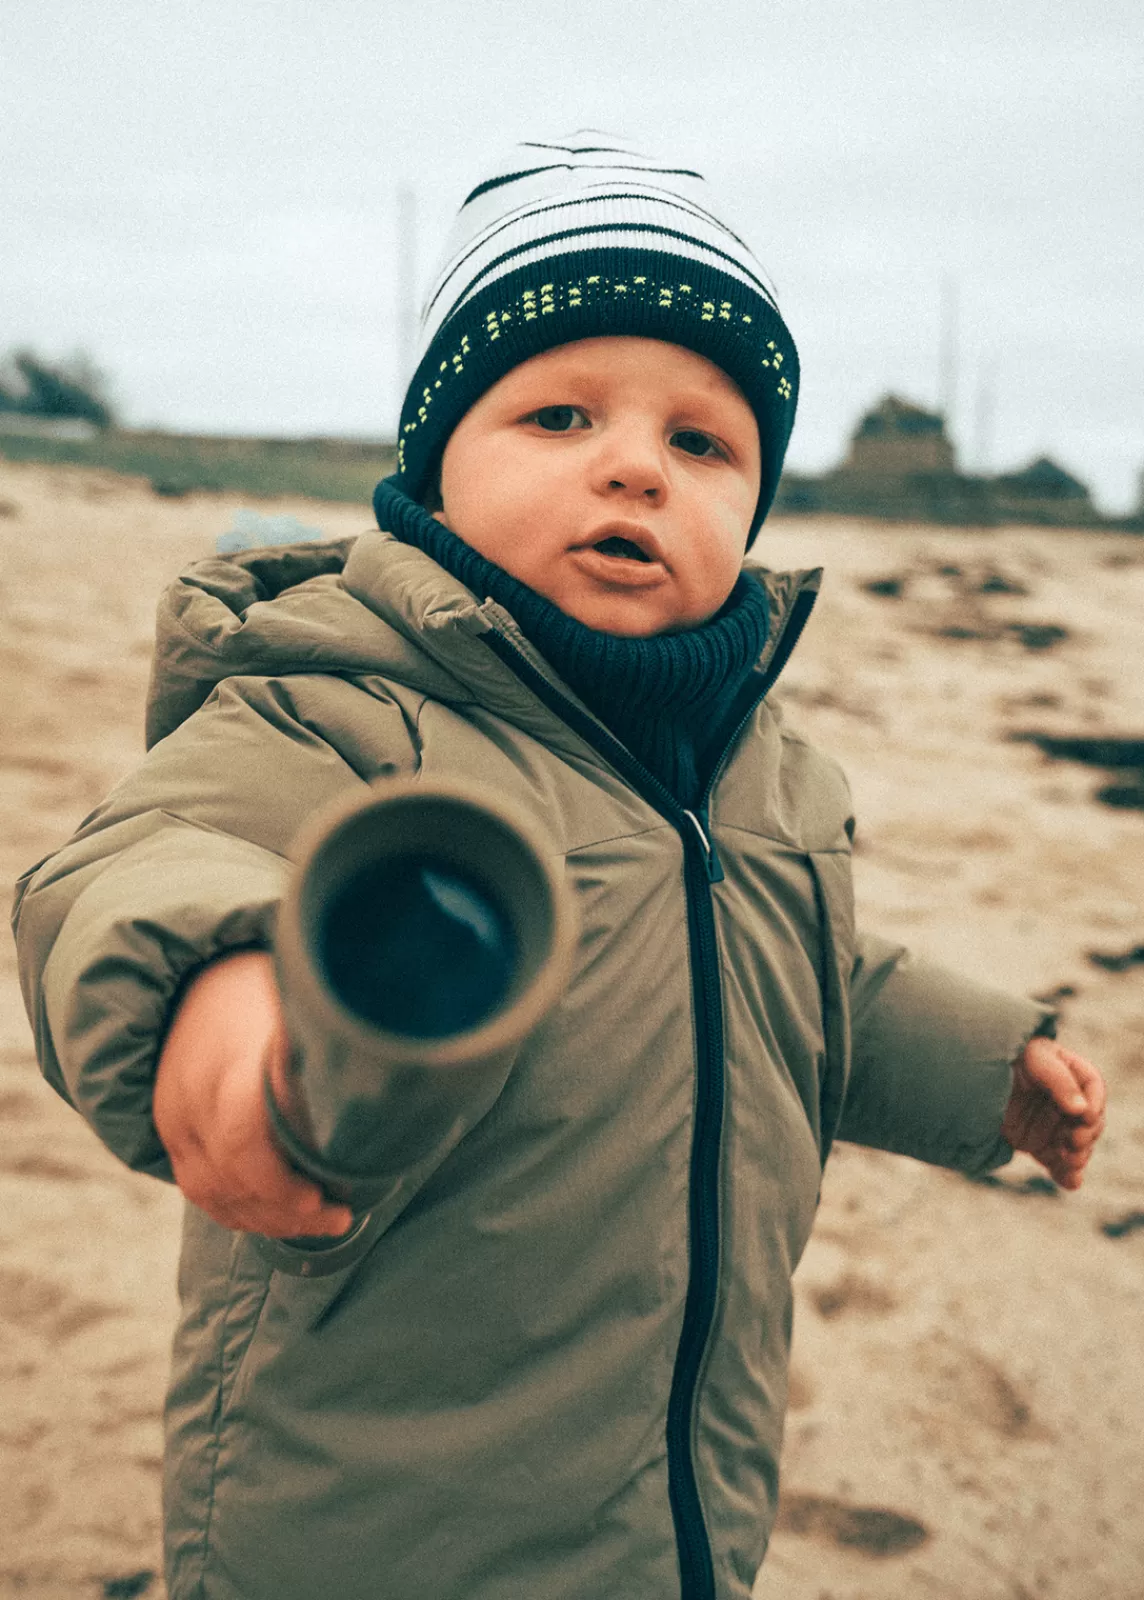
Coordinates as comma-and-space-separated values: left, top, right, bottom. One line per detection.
529, 405, 589, 432
672, 429, 725, 459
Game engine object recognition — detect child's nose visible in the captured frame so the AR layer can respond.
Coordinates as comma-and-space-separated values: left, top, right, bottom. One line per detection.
606, 473, 662, 501
594, 426, 667, 501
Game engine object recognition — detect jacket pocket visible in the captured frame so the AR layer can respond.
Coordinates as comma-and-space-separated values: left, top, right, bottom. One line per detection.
806, 849, 856, 1164
221, 1242, 375, 1423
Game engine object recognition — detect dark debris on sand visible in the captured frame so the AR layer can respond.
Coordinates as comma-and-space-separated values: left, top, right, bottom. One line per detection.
1011, 732, 1144, 813
102, 1572, 156, 1599
1101, 1212, 1144, 1240
1088, 944, 1144, 973
967, 1173, 1061, 1198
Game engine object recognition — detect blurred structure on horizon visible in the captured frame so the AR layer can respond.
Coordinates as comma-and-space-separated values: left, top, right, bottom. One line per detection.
0, 348, 115, 430
1, 351, 1140, 529
775, 394, 1140, 529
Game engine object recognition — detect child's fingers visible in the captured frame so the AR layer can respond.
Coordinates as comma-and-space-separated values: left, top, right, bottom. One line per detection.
1021, 1038, 1104, 1120
1046, 1136, 1096, 1187
245, 1154, 355, 1238
203, 1034, 355, 1235
178, 1092, 351, 1237
1044, 1114, 1106, 1190
155, 953, 356, 1238
1066, 1115, 1104, 1151
246, 1195, 356, 1240
203, 1174, 354, 1239
175, 1136, 354, 1237
220, 1123, 355, 1237
1059, 1048, 1107, 1121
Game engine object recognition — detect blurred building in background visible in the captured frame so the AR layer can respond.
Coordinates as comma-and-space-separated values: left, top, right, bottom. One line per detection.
844, 395, 957, 477
774, 393, 1132, 527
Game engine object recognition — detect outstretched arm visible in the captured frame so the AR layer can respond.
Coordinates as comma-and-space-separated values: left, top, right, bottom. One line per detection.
839, 933, 1053, 1175
840, 932, 1107, 1186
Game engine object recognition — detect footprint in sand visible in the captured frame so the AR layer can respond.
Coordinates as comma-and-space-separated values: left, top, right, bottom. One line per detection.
0, 1266, 123, 1341
808, 1271, 897, 1321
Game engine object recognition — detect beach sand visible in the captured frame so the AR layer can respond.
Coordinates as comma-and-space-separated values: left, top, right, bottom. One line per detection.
2, 459, 1141, 1598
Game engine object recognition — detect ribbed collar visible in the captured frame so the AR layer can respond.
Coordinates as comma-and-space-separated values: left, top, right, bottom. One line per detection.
373, 475, 770, 806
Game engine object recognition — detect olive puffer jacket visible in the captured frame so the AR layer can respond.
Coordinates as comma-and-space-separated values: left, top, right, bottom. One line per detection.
13, 531, 1048, 1600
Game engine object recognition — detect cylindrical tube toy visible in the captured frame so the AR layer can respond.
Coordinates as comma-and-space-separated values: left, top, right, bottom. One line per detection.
257, 778, 575, 1276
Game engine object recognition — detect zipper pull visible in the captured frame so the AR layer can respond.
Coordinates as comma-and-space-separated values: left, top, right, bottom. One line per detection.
683, 809, 724, 884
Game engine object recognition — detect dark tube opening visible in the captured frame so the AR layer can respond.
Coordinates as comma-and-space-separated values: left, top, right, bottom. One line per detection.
317, 855, 519, 1038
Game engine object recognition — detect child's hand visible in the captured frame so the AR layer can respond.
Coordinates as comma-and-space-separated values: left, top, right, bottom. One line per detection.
153, 950, 355, 1239
1000, 1036, 1107, 1190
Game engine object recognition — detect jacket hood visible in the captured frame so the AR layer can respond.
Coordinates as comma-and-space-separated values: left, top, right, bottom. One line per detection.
146, 530, 822, 750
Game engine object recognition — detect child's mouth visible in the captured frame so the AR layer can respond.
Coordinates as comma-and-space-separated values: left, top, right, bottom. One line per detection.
593, 536, 652, 563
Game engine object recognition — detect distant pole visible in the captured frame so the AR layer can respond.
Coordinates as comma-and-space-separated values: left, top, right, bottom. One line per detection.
395, 184, 418, 435
973, 356, 998, 476
939, 277, 959, 447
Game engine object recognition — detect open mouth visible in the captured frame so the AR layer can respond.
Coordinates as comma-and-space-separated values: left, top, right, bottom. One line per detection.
593, 536, 652, 563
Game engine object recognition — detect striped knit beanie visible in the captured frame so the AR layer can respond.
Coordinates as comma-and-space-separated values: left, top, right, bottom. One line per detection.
394, 130, 798, 546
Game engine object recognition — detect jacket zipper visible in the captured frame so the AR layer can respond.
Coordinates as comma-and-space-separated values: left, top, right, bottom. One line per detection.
482, 628, 787, 1599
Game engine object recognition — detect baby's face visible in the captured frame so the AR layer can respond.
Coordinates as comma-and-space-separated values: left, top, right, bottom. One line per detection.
433, 337, 761, 636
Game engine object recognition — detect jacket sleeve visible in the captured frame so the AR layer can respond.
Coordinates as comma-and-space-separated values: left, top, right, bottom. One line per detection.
11, 672, 417, 1180
836, 930, 1055, 1175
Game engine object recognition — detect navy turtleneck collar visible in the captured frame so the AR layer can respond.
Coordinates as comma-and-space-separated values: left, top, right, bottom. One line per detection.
373, 475, 770, 808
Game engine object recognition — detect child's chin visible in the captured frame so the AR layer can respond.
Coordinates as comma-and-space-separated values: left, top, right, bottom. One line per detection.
559, 596, 686, 637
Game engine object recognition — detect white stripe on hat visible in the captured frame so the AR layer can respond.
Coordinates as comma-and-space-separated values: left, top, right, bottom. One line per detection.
415, 131, 777, 362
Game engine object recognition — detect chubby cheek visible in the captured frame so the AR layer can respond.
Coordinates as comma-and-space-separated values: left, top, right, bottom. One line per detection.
444, 482, 521, 563
490, 502, 570, 588
683, 518, 748, 616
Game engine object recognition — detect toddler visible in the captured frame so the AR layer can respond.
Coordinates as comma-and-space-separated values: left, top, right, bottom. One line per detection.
13, 132, 1105, 1600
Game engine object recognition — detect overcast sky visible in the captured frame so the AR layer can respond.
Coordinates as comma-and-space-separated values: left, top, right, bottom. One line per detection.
4, 0, 1141, 509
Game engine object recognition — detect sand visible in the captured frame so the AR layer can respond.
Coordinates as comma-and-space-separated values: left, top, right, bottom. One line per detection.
1, 458, 1141, 1599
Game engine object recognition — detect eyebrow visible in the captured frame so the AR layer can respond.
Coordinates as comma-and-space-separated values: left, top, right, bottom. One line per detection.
510, 366, 733, 403
516, 381, 747, 427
